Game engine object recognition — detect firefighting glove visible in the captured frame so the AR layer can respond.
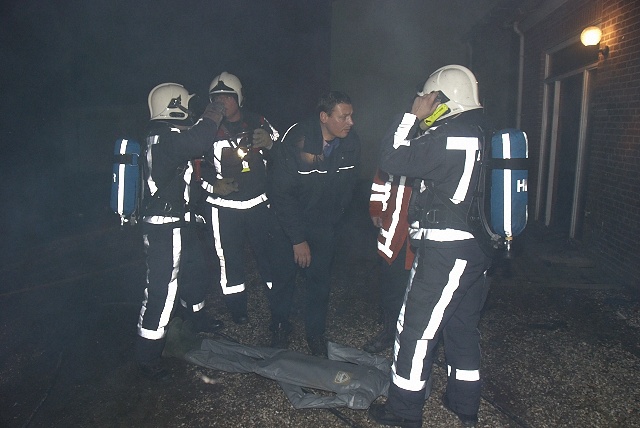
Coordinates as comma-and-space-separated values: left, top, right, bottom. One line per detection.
202, 101, 226, 126
213, 177, 239, 196
252, 128, 273, 149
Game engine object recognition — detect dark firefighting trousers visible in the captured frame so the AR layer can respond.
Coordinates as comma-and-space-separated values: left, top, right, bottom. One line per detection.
178, 217, 219, 313
379, 240, 411, 322
136, 222, 183, 365
206, 201, 273, 318
386, 238, 490, 421
267, 223, 336, 338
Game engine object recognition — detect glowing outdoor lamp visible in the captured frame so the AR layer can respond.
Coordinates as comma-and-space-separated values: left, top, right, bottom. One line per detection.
581, 26, 609, 58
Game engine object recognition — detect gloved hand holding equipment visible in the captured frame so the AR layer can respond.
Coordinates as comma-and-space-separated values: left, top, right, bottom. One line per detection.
202, 101, 226, 126
252, 127, 273, 149
213, 177, 239, 195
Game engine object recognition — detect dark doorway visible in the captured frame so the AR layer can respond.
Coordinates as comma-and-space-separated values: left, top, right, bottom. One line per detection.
540, 65, 597, 240
551, 73, 582, 233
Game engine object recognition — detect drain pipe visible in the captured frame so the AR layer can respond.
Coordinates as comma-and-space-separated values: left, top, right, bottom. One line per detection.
513, 20, 525, 129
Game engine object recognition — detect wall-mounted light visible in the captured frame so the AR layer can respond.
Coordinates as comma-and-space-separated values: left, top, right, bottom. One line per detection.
581, 26, 609, 59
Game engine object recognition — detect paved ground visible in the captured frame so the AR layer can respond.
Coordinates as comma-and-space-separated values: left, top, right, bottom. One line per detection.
1, 187, 639, 427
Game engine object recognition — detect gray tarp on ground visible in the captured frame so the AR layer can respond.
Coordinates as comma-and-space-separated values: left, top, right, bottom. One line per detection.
184, 338, 391, 409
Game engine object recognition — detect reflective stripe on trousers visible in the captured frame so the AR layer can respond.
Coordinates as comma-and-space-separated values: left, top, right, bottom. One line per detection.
138, 224, 182, 340
389, 240, 489, 419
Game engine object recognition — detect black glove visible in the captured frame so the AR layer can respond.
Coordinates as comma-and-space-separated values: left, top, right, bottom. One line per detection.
213, 177, 239, 196
201, 101, 225, 126
252, 128, 273, 149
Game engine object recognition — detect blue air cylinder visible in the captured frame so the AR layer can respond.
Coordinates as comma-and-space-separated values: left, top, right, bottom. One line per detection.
110, 138, 141, 225
490, 129, 528, 252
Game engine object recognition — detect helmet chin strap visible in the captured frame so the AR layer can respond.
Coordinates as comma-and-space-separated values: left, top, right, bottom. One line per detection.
420, 104, 450, 130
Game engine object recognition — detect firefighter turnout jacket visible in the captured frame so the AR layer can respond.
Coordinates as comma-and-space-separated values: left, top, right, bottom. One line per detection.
142, 117, 219, 224
200, 112, 279, 207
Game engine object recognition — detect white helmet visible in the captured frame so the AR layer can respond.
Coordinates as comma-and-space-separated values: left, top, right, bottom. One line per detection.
209, 72, 243, 107
148, 83, 194, 121
418, 65, 482, 121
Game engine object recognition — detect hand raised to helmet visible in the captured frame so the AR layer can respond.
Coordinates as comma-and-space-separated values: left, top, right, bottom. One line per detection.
252, 128, 273, 149
202, 101, 226, 126
410, 91, 440, 121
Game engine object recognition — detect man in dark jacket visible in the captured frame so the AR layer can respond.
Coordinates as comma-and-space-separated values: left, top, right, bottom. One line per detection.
267, 91, 360, 357
136, 83, 228, 381
368, 65, 491, 428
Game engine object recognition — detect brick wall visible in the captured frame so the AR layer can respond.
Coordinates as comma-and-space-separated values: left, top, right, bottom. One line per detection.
522, 0, 640, 286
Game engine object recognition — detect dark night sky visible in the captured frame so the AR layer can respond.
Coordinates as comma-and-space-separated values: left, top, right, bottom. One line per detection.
0, 0, 518, 247
1, 0, 332, 130
0, 0, 333, 246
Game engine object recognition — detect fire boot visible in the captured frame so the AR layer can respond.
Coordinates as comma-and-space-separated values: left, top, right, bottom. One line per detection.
442, 394, 478, 427
226, 293, 249, 324
363, 309, 396, 353
175, 305, 224, 333
163, 318, 202, 359
135, 336, 171, 382
188, 308, 224, 333
368, 402, 422, 428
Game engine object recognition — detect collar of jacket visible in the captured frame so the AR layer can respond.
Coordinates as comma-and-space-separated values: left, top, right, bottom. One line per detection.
295, 115, 339, 155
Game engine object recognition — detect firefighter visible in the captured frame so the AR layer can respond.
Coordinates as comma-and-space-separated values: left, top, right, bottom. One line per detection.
368, 65, 492, 428
136, 83, 233, 381
200, 72, 279, 325
266, 91, 361, 357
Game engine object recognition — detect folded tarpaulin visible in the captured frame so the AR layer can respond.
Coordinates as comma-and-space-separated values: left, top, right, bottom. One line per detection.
184, 337, 391, 410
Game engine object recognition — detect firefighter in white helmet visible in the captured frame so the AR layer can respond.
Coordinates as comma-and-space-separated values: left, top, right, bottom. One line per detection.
199, 72, 279, 325
368, 65, 490, 428
136, 83, 231, 381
